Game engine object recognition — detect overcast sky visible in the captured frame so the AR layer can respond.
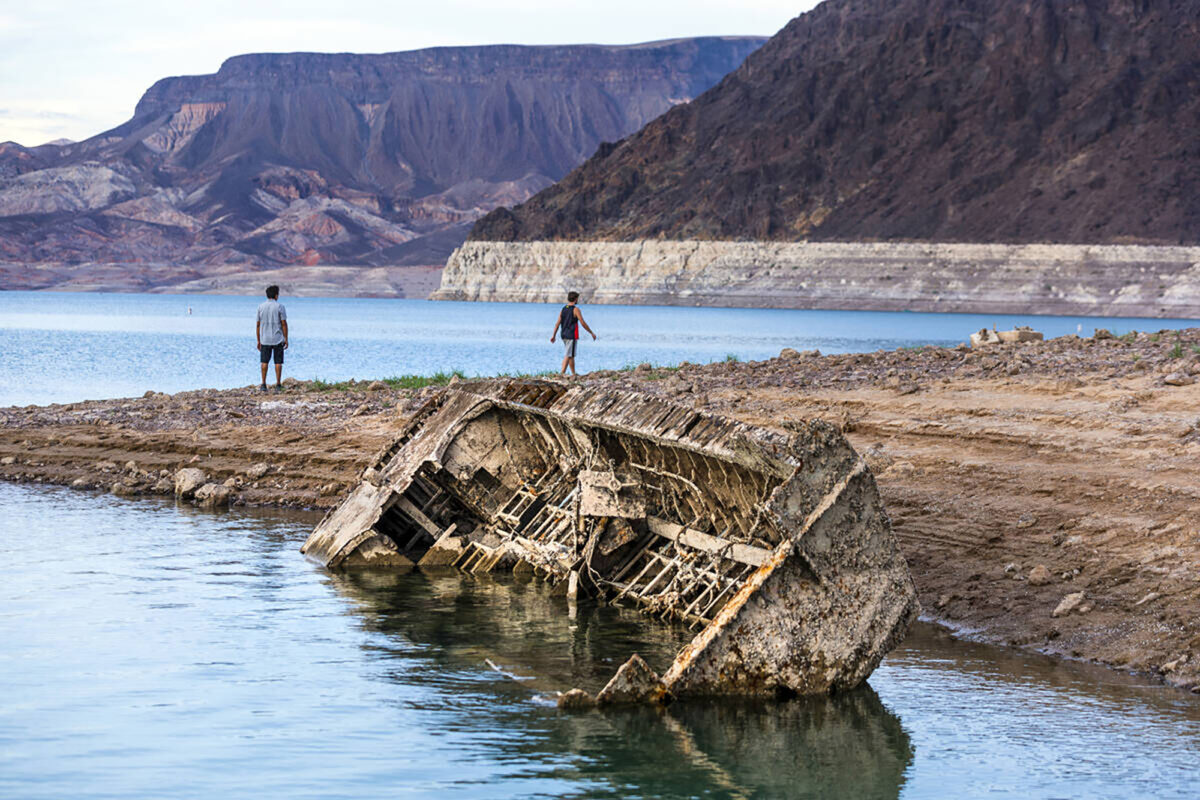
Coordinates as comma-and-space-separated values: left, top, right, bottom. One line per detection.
0, 1, 820, 146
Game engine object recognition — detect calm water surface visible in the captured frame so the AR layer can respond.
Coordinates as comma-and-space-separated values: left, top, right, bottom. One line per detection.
2, 291, 1197, 406
1, 482, 1198, 799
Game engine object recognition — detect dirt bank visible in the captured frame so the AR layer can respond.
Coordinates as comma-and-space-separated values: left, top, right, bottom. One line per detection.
2, 329, 1198, 692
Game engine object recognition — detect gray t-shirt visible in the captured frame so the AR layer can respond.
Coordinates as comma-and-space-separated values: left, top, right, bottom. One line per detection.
257, 300, 287, 346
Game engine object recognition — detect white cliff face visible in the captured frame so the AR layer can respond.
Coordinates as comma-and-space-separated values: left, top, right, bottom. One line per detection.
434, 241, 1200, 317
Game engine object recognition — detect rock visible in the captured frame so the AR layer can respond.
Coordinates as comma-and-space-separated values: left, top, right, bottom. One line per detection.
1028, 565, 1052, 586
70, 478, 88, 489
1093, 328, 1115, 340
1052, 592, 1086, 618
1004, 562, 1020, 574
367, 381, 388, 391
780, 347, 800, 358
596, 653, 666, 705
193, 482, 232, 509
151, 477, 174, 494
111, 482, 139, 497
861, 445, 894, 474
557, 689, 596, 710
173, 467, 208, 498
97, 460, 118, 472
0, 456, 15, 466
635, 362, 653, 373
1015, 513, 1037, 529
244, 462, 271, 480
223, 477, 240, 488
1163, 372, 1195, 386
143, 390, 156, 398
123, 460, 138, 472
936, 594, 951, 609
1134, 591, 1161, 607
352, 403, 371, 416
1161, 655, 1189, 674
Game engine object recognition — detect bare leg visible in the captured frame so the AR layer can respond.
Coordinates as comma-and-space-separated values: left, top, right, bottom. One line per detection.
274, 363, 283, 386
560, 354, 570, 375
260, 362, 268, 386
568, 357, 577, 377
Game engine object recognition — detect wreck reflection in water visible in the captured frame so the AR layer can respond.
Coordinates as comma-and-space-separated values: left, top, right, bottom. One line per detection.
332, 569, 914, 799
4, 483, 1199, 799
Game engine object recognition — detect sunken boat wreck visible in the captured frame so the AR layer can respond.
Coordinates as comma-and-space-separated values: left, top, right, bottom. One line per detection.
302, 379, 919, 704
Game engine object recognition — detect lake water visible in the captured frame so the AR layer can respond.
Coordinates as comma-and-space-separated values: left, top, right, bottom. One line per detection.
1, 482, 1198, 799
1, 291, 1198, 407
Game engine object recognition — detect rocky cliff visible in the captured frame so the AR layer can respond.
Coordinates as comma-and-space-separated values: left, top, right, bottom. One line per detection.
472, 0, 1200, 245
0, 38, 763, 287
433, 240, 1200, 317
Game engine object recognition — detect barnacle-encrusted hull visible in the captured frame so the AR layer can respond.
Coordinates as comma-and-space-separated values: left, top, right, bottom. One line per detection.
302, 379, 918, 699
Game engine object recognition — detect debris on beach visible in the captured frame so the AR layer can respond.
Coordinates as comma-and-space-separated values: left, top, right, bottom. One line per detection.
970, 326, 1045, 348
302, 379, 919, 701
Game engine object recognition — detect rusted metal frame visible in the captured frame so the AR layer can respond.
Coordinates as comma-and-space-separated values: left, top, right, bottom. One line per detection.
694, 562, 756, 621
632, 545, 686, 600
613, 546, 664, 601
606, 531, 659, 587
660, 544, 733, 620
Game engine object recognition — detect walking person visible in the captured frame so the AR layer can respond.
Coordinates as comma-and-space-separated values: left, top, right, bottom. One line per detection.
550, 290, 595, 377
256, 285, 289, 392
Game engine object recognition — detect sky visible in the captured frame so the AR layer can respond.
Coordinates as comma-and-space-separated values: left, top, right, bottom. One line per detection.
0, 0, 820, 147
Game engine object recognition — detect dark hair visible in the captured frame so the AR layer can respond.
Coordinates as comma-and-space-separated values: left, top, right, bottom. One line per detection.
567, 291, 579, 303
266, 285, 279, 299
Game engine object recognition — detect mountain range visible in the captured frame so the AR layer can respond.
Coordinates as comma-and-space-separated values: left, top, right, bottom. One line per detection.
472, 0, 1200, 245
0, 38, 763, 279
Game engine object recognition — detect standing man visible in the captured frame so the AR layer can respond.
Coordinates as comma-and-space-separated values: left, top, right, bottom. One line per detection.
256, 285, 289, 392
550, 290, 596, 377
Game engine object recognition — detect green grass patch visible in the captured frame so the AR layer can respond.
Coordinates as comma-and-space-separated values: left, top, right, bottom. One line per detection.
1169, 342, 1185, 359
309, 370, 466, 392
724, 353, 741, 363
1119, 331, 1139, 343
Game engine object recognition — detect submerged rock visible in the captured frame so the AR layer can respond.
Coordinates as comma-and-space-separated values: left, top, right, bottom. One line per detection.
173, 467, 207, 498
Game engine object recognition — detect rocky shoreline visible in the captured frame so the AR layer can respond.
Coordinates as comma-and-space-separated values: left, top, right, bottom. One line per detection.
2, 329, 1199, 692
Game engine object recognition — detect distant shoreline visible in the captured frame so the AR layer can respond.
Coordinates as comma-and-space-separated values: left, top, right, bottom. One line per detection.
0, 262, 445, 299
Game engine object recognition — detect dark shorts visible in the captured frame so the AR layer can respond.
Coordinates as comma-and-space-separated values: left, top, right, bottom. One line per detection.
260, 343, 285, 364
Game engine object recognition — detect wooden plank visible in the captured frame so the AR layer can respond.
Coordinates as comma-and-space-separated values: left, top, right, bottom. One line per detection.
397, 496, 444, 539
645, 517, 771, 567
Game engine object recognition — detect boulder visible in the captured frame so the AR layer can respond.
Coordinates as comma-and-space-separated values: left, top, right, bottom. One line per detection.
244, 462, 271, 480
596, 653, 666, 705
557, 689, 596, 710
1052, 592, 1086, 618
173, 467, 208, 498
1028, 565, 1052, 586
193, 482, 232, 509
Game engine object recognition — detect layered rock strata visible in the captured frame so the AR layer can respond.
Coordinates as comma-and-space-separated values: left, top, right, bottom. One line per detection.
434, 241, 1200, 317
0, 38, 763, 277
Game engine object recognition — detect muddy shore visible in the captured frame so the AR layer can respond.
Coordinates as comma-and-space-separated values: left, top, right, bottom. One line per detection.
3, 329, 1198, 692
